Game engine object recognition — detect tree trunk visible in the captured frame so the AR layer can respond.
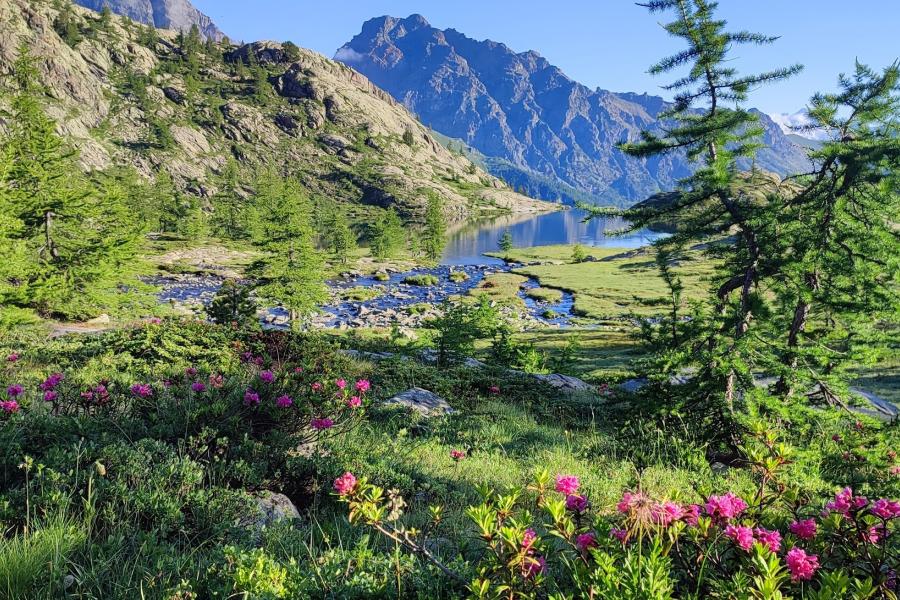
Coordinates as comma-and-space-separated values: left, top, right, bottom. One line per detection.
775, 272, 818, 396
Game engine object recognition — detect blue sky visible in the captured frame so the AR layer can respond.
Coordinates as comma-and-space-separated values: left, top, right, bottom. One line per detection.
192, 0, 900, 116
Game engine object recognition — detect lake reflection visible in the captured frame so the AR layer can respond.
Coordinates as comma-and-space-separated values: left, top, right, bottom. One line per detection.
442, 209, 666, 265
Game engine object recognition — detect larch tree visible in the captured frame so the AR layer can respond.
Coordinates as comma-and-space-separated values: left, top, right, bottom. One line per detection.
422, 192, 448, 263
618, 0, 801, 438
250, 175, 326, 328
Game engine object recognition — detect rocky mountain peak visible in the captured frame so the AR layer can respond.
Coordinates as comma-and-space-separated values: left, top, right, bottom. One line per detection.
338, 15, 812, 206
74, 0, 224, 40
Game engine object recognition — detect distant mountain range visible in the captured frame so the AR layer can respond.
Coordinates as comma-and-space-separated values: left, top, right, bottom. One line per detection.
73, 0, 224, 40
336, 15, 812, 206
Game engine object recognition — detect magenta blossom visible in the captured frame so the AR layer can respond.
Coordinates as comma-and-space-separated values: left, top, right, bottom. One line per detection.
871, 498, 900, 520
347, 395, 362, 408
39, 373, 64, 391
754, 527, 782, 553
450, 449, 466, 461
521, 528, 537, 552
355, 379, 370, 393
682, 504, 702, 526
335, 378, 347, 390
311, 382, 323, 392
259, 370, 275, 384
786, 548, 819, 583
130, 383, 153, 398
651, 502, 684, 527
864, 524, 886, 544
243, 389, 260, 406
617, 491, 648, 514
209, 374, 224, 389
43, 391, 58, 403
565, 494, 589, 513
311, 417, 334, 430
725, 524, 755, 552
489, 385, 501, 394
275, 395, 293, 408
555, 474, 580, 496
6, 384, 24, 398
6, 353, 19, 363
576, 532, 597, 551
191, 382, 206, 393
1, 400, 19, 413
523, 556, 546, 579
185, 367, 198, 377
705, 493, 747, 522
610, 528, 628, 542
825, 487, 867, 515
789, 519, 817, 540
333, 472, 357, 496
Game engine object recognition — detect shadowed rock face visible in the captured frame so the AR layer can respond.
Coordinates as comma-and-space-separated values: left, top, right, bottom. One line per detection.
336, 15, 811, 206
74, 0, 224, 40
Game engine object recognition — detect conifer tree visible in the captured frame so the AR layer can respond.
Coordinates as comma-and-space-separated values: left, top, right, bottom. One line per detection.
323, 209, 357, 265
250, 175, 326, 328
498, 229, 513, 258
1, 47, 143, 318
422, 193, 447, 262
212, 157, 247, 239
621, 0, 802, 420
369, 209, 405, 260
768, 63, 900, 400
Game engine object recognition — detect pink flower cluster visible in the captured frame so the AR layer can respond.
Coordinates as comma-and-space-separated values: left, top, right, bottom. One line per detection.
6, 353, 19, 363
825, 487, 868, 515
333, 472, 357, 496
130, 383, 153, 398
705, 492, 748, 522
355, 379, 370, 393
786, 548, 819, 582
6, 384, 23, 398
243, 389, 260, 406
39, 373, 64, 391
450, 449, 466, 461
311, 417, 334, 430
789, 518, 817, 540
555, 475, 580, 496
1, 400, 19, 413
259, 370, 275, 384
275, 394, 293, 408
191, 382, 206, 393
872, 498, 900, 520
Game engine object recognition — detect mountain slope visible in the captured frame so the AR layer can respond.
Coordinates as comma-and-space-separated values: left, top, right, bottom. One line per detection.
0, 1, 550, 221
336, 15, 811, 206
74, 0, 225, 40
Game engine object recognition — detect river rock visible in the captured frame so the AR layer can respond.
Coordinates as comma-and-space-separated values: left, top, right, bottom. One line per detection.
383, 388, 455, 417
532, 373, 594, 392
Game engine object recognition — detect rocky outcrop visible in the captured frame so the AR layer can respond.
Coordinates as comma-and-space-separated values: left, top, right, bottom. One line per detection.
337, 15, 812, 206
384, 388, 455, 417
74, 0, 225, 40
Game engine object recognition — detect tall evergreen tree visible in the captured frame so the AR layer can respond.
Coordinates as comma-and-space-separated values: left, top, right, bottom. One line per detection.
422, 193, 447, 262
0, 47, 143, 319
212, 157, 247, 239
369, 209, 405, 260
323, 208, 357, 265
768, 63, 900, 400
250, 175, 326, 327
619, 0, 801, 423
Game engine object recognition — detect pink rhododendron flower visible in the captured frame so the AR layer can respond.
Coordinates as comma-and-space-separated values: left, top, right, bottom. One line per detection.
130, 383, 153, 398
523, 556, 546, 579
275, 395, 293, 408
6, 384, 23, 398
522, 528, 537, 551
450, 449, 466, 461
705, 493, 748, 522
786, 548, 819, 582
789, 519, 817, 540
725, 524, 755, 551
185, 367, 198, 377
871, 498, 900, 520
39, 373, 64, 391
576, 532, 597, 551
826, 487, 856, 515
891, 465, 900, 477
294, 367, 303, 374
311, 382, 323, 392
191, 382, 206, 393
43, 391, 58, 402
651, 502, 684, 527
259, 370, 275, 384
347, 395, 362, 408
489, 385, 500, 394
243, 389, 260, 406
209, 374, 224, 389
148, 317, 162, 325
565, 494, 589, 513
754, 527, 782, 553
682, 504, 701, 526
6, 353, 18, 362
333, 472, 357, 496
335, 378, 347, 390
864, 524, 885, 544
617, 491, 648, 514
832, 434, 842, 442
555, 474, 580, 496
311, 417, 334, 430
355, 379, 370, 393
610, 528, 628, 542
94, 384, 109, 403
1, 400, 19, 413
